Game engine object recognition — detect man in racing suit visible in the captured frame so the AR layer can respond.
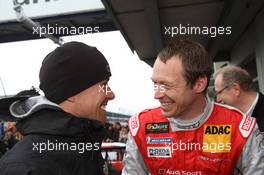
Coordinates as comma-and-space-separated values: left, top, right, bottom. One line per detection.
122, 39, 264, 175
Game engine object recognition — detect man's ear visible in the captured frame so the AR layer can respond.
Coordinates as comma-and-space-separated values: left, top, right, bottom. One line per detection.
232, 83, 241, 96
193, 76, 208, 93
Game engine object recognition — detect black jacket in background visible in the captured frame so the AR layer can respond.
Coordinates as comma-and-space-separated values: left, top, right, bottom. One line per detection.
0, 109, 107, 175
252, 92, 264, 132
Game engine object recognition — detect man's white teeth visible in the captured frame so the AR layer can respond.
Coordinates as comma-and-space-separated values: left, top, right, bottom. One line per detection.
161, 103, 172, 106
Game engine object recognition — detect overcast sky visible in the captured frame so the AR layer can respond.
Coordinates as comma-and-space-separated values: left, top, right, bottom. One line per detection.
0, 31, 159, 115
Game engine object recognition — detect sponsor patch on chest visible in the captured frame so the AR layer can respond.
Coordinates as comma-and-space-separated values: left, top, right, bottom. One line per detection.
146, 137, 172, 145
147, 147, 172, 158
203, 125, 231, 153
145, 122, 169, 133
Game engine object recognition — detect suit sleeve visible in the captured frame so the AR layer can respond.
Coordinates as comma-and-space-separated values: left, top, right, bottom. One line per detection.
235, 124, 264, 175
122, 133, 150, 175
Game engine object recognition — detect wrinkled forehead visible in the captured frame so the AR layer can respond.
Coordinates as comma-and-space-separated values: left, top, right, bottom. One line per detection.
152, 57, 185, 84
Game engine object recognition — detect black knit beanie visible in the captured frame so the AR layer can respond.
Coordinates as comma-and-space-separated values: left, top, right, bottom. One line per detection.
39, 41, 111, 104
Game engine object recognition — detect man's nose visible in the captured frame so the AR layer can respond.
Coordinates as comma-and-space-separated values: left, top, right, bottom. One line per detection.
106, 86, 115, 100
154, 86, 165, 99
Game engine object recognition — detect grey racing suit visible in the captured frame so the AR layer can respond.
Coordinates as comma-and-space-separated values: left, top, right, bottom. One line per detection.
122, 99, 264, 175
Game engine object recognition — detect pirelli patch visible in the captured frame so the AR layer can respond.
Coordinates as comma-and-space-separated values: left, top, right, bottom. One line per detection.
203, 125, 231, 153
145, 122, 169, 134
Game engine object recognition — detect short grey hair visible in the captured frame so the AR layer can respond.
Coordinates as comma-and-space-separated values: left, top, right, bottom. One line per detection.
214, 65, 254, 91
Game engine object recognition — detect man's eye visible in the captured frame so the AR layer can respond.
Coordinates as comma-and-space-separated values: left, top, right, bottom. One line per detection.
163, 85, 169, 89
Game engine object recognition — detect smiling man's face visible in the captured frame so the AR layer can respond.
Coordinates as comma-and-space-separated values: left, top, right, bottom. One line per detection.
70, 79, 115, 123
151, 56, 197, 118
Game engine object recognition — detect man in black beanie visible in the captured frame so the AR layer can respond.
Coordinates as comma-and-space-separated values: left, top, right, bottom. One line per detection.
0, 42, 115, 175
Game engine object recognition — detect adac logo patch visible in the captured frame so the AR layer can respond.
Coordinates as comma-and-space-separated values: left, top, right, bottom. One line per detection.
146, 137, 172, 144
204, 125, 231, 135
203, 125, 231, 153
147, 147, 172, 158
145, 122, 169, 133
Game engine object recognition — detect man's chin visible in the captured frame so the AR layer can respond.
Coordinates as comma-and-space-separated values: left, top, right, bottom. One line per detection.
97, 110, 107, 123
160, 109, 174, 118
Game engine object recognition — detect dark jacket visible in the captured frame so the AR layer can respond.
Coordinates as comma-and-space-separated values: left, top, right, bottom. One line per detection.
0, 96, 107, 175
252, 92, 264, 132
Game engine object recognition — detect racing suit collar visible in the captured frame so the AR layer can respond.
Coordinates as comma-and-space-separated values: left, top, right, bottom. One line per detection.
168, 97, 214, 131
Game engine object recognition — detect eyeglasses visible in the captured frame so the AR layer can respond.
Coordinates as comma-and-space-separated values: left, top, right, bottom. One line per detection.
214, 85, 230, 96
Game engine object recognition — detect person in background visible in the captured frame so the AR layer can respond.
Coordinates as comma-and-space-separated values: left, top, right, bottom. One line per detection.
112, 122, 121, 142
119, 125, 128, 143
0, 42, 115, 175
105, 123, 115, 142
214, 65, 264, 132
0, 122, 7, 158
0, 121, 4, 139
4, 123, 20, 150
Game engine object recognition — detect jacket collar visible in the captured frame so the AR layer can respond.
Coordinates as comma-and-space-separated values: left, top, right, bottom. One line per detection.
15, 109, 107, 143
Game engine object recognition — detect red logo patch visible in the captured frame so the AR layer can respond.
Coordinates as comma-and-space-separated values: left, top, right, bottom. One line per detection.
242, 116, 253, 131
130, 116, 138, 130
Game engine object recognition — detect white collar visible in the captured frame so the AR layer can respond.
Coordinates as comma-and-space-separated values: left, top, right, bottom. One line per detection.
168, 97, 214, 131
246, 92, 259, 116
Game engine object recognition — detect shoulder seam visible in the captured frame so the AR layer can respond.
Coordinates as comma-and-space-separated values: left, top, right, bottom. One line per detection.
214, 103, 244, 115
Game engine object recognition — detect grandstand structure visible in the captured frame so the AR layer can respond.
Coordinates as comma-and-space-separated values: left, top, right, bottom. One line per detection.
106, 112, 130, 124
0, 0, 264, 92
